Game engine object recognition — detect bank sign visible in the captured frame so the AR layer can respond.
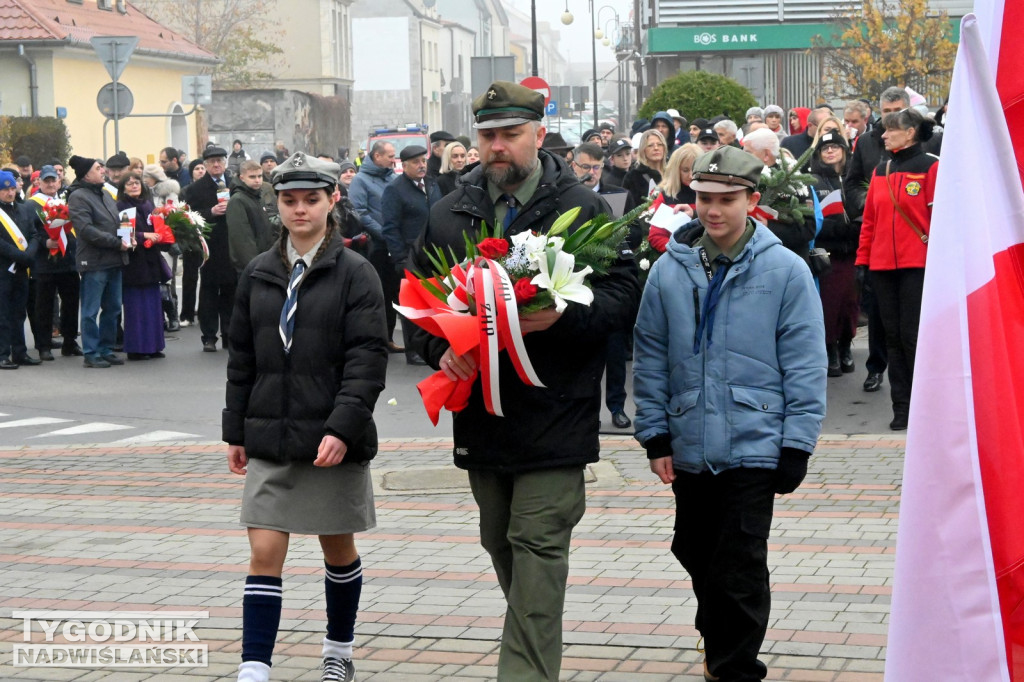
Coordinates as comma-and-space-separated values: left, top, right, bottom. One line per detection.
648, 23, 834, 53
648, 21, 960, 53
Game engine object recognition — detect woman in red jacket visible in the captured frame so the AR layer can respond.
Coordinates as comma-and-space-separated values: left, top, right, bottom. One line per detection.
855, 108, 937, 431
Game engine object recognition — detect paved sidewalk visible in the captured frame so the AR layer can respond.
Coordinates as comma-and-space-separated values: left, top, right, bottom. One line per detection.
0, 435, 902, 681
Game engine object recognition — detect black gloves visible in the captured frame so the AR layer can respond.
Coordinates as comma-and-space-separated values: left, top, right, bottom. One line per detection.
775, 447, 810, 494
855, 265, 868, 294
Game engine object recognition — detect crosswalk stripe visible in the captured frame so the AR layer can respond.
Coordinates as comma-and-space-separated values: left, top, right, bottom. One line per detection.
114, 431, 200, 444
0, 417, 73, 429
28, 423, 134, 438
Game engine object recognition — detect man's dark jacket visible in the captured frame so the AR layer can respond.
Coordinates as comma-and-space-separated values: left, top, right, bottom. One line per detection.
409, 149, 642, 474
227, 178, 278, 273
223, 234, 388, 463
183, 172, 234, 284
0, 200, 40, 274
382, 173, 442, 271
66, 181, 127, 272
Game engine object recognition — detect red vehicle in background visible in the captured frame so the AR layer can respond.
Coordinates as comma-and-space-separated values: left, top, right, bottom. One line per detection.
366, 124, 429, 174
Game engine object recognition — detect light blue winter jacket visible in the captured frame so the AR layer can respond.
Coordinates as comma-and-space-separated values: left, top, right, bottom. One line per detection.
632, 220, 827, 475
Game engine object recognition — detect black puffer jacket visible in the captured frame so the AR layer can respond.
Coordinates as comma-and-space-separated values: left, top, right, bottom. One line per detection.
223, 233, 388, 463
409, 149, 642, 474
811, 159, 859, 258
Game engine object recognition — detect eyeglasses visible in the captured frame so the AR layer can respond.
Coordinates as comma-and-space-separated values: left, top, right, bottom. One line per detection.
819, 144, 843, 153
573, 162, 602, 172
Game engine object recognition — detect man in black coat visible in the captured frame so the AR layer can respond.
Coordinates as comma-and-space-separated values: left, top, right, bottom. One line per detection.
183, 146, 234, 352
381, 145, 441, 365
426, 130, 455, 180
409, 81, 641, 681
0, 170, 42, 368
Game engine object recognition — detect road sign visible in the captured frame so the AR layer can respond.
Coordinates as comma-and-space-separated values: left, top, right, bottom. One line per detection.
545, 101, 557, 116
181, 75, 213, 106
97, 82, 134, 120
90, 36, 139, 81
520, 76, 551, 108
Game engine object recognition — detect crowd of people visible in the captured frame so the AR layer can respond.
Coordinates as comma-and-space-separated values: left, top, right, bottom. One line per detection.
0, 78, 941, 682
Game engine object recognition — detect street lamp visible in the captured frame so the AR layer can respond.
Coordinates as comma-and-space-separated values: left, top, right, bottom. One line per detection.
559, 3, 599, 126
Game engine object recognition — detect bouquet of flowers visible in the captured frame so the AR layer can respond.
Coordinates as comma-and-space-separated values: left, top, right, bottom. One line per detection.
34, 198, 73, 257
396, 203, 644, 424
150, 201, 209, 261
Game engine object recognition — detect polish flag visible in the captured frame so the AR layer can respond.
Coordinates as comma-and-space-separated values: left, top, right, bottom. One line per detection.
885, 4, 1024, 680
818, 189, 844, 217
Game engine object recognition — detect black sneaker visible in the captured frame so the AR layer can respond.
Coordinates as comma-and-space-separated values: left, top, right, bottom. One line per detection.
321, 656, 355, 682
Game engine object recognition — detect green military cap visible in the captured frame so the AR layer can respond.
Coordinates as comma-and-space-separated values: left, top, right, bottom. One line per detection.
271, 152, 340, 191
690, 145, 764, 193
472, 80, 544, 129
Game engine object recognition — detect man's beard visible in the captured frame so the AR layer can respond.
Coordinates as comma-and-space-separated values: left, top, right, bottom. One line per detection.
483, 155, 537, 190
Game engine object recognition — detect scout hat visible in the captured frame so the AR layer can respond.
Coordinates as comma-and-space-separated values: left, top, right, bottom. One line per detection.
472, 81, 544, 129
271, 152, 340, 191
202, 146, 228, 160
690, 146, 764, 193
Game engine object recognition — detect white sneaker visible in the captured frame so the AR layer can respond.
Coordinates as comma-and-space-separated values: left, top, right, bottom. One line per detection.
237, 660, 271, 682
179, 319, 192, 327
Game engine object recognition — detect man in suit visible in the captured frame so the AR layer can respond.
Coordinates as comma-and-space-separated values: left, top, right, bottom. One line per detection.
183, 146, 234, 352
382, 145, 441, 365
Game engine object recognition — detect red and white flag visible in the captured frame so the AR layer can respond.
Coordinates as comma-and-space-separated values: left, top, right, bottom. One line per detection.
818, 189, 844, 217
885, 3, 1024, 680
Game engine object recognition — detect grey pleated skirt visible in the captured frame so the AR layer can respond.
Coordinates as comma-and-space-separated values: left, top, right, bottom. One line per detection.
240, 457, 376, 535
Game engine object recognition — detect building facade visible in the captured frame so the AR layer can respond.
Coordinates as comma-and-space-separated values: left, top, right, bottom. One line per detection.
0, 0, 216, 161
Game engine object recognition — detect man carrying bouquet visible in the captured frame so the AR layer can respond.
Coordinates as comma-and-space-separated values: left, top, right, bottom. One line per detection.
408, 80, 641, 681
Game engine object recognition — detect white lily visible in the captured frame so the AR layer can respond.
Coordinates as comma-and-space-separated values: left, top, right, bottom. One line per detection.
530, 249, 594, 313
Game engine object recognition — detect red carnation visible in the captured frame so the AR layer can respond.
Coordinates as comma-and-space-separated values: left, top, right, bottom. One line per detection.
513, 277, 538, 305
477, 237, 509, 259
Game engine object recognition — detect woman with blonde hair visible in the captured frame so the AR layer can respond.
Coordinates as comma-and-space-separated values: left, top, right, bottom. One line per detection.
657, 143, 701, 206
811, 114, 844, 148
622, 129, 668, 205
436, 141, 468, 196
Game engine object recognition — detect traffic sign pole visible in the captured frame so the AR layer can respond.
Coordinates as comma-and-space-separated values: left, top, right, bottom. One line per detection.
90, 36, 138, 156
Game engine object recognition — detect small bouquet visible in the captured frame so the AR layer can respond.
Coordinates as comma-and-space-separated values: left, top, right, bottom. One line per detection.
35, 198, 74, 257
151, 201, 209, 261
396, 204, 642, 424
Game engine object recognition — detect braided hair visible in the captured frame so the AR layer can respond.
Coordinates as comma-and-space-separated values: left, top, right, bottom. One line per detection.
277, 187, 339, 269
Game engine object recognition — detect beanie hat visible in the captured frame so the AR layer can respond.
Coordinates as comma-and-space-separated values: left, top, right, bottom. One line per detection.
69, 155, 97, 178
745, 106, 765, 120
143, 164, 168, 184
764, 104, 785, 118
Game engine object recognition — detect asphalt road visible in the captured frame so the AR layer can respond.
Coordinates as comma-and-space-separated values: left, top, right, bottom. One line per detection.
0, 324, 894, 448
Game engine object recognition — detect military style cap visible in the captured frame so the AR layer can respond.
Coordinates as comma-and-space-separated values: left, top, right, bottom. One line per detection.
105, 153, 130, 169
815, 131, 849, 152
399, 145, 428, 162
39, 165, 59, 181
429, 131, 455, 144
0, 171, 16, 189
690, 146, 764, 193
696, 128, 719, 142
271, 152, 340, 191
202, 146, 228, 160
472, 80, 544, 130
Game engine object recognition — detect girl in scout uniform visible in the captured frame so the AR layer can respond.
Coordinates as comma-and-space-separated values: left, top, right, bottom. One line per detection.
224, 153, 388, 682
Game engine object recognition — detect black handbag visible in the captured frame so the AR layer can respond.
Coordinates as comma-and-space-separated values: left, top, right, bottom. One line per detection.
808, 247, 832, 277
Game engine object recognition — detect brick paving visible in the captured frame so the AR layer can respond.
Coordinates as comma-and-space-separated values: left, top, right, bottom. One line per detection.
0, 435, 901, 681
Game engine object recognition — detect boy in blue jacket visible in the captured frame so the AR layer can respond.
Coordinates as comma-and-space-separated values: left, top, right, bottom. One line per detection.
632, 146, 827, 681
